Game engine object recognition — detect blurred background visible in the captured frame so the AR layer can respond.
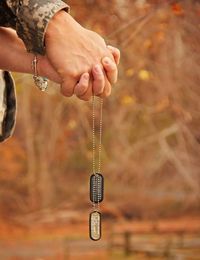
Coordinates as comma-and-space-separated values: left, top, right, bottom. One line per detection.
0, 0, 200, 259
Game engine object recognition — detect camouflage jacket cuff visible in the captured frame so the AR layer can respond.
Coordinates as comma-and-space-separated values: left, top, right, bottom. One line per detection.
14, 1, 69, 55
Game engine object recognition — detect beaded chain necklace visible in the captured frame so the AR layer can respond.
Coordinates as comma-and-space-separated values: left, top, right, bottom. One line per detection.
89, 96, 104, 241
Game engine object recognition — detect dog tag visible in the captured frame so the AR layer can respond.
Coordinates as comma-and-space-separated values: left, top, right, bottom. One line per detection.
89, 211, 101, 241
90, 173, 104, 203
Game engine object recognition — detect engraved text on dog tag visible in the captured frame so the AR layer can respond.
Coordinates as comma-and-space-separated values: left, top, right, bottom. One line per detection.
90, 173, 104, 203
89, 211, 101, 241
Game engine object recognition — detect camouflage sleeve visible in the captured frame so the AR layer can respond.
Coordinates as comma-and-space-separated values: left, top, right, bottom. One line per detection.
0, 0, 69, 142
0, 0, 69, 55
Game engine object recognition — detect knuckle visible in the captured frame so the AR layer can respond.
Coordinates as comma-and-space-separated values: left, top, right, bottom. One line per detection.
94, 32, 105, 42
79, 95, 90, 101
98, 94, 105, 99
62, 91, 73, 97
96, 88, 104, 96
106, 90, 112, 97
104, 81, 112, 96
90, 31, 106, 48
68, 69, 78, 79
105, 86, 112, 96
77, 87, 87, 97
60, 87, 73, 97
97, 91, 106, 98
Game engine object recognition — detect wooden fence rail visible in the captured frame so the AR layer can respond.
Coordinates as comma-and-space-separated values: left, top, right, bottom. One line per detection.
108, 230, 200, 258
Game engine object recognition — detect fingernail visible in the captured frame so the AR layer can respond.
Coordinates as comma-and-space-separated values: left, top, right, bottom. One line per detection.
94, 64, 102, 73
103, 57, 112, 65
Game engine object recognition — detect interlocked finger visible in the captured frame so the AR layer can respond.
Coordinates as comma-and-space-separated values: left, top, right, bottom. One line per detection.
107, 45, 120, 65
102, 57, 118, 84
60, 77, 77, 97
92, 64, 105, 96
74, 73, 90, 97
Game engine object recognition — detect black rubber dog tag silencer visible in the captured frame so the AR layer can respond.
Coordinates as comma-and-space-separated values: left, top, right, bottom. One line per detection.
90, 173, 104, 203
89, 211, 101, 241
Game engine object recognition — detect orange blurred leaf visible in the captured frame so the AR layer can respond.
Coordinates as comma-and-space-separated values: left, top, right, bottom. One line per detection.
171, 3, 184, 16
143, 39, 152, 49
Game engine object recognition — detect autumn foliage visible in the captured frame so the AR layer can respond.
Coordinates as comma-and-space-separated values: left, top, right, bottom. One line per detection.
0, 0, 200, 221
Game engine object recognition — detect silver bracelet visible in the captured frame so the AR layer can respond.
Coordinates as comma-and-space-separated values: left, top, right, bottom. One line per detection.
32, 55, 48, 92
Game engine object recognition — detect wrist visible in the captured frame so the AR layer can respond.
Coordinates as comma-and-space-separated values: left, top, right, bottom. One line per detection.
45, 11, 73, 39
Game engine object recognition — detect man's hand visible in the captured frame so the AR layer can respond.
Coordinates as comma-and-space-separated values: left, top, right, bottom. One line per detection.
45, 11, 120, 100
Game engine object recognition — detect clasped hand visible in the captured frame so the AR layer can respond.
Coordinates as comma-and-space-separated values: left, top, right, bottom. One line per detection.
0, 11, 120, 101
44, 11, 120, 100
